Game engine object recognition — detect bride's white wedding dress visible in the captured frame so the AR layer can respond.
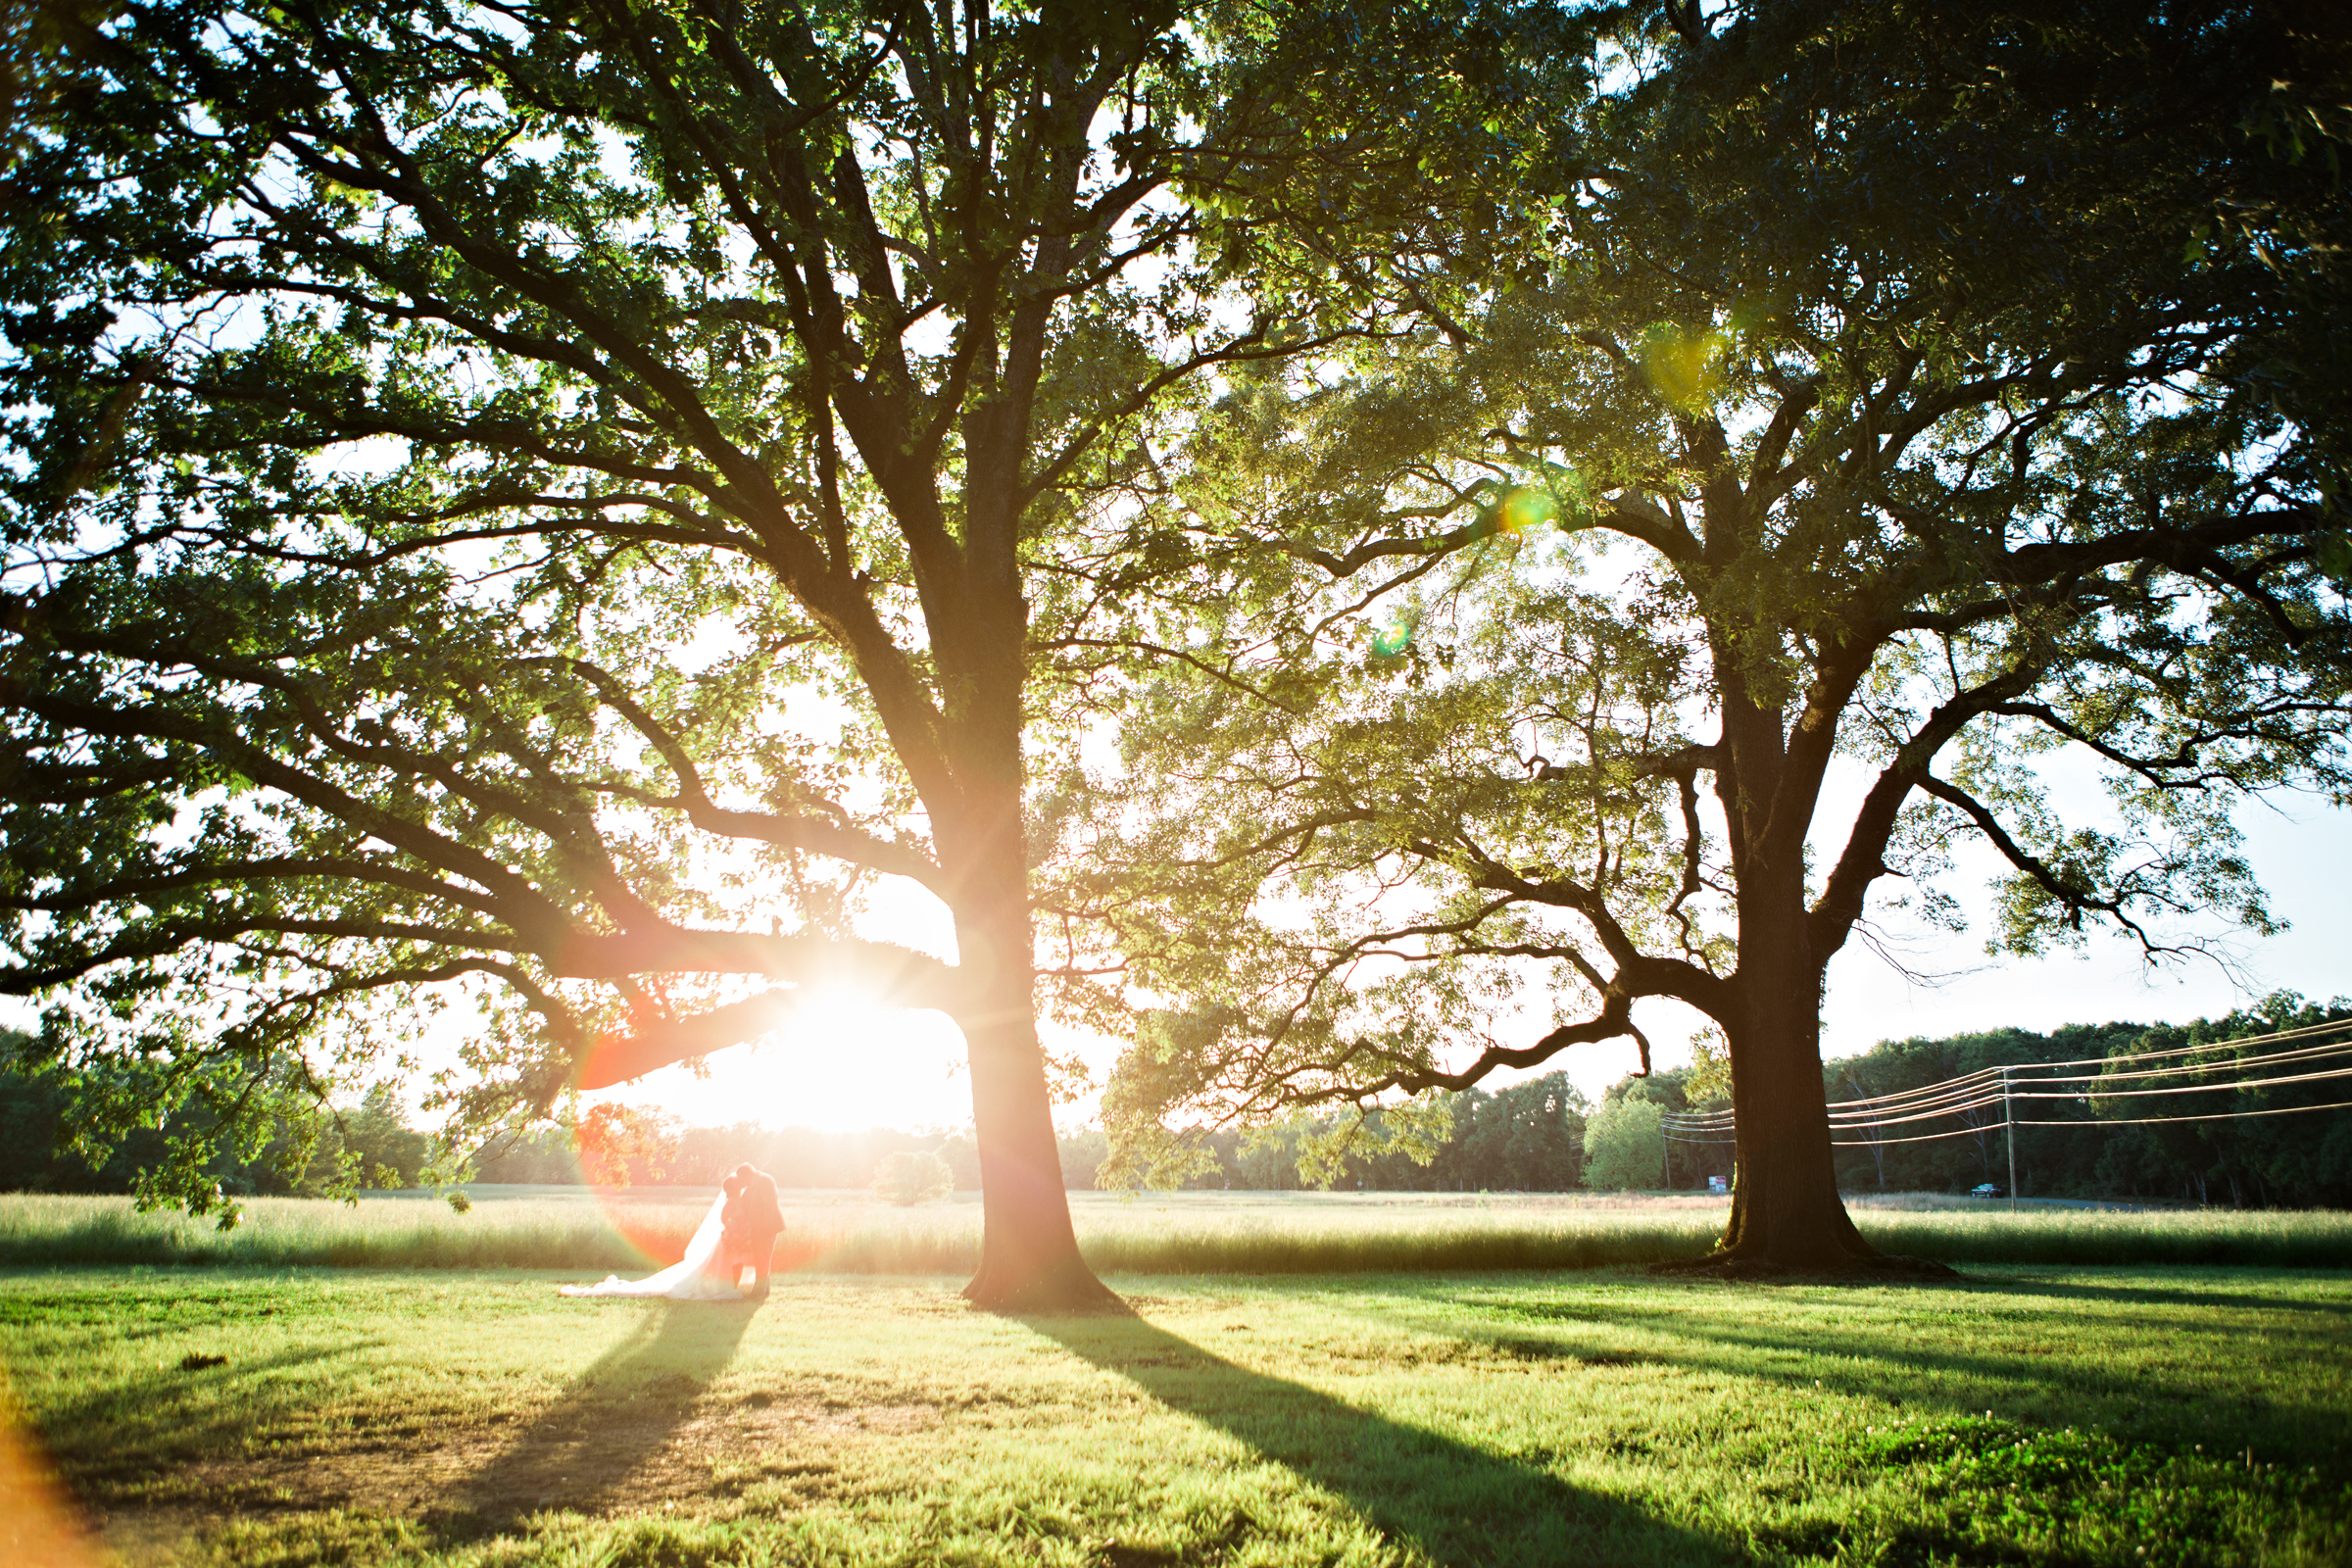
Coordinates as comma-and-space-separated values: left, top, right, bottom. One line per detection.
559, 1192, 745, 1300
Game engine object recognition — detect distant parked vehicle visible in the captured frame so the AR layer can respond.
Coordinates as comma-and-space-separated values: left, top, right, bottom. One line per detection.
1971, 1183, 2005, 1199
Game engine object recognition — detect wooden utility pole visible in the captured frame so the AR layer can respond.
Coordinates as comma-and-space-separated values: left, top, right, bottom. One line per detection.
2003, 1067, 2019, 1214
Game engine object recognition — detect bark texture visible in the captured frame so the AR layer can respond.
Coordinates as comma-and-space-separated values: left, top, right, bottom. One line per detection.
957, 997, 1119, 1311
1702, 605, 1886, 1271
934, 696, 1118, 1311
1719, 999, 1872, 1265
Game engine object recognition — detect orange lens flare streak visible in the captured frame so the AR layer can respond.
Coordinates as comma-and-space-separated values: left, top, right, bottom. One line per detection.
573, 1104, 694, 1267
0, 1403, 104, 1568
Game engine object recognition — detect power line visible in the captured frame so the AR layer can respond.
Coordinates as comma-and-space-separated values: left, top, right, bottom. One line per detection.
2019, 1096, 2352, 1129
1664, 1090, 2017, 1133
1669, 1125, 2019, 1150
2011, 1062, 2352, 1101
1815, 1016, 2352, 1111
2018, 1038, 2352, 1089
1658, 1018, 2352, 1153
1781, 1035, 2352, 1123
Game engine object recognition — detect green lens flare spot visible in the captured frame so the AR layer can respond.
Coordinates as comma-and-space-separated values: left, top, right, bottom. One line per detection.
1370, 612, 1418, 658
1496, 487, 1560, 533
1640, 320, 1732, 413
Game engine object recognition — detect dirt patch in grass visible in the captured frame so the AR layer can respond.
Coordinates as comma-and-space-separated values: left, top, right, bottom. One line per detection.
119, 1392, 942, 1537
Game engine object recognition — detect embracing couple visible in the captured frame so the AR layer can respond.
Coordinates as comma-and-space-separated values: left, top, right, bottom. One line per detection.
560, 1162, 785, 1301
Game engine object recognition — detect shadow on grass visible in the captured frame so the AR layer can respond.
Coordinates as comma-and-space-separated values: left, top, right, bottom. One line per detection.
1031, 1310, 1737, 1567
453, 1299, 755, 1522
1960, 1272, 2352, 1317
1430, 1275, 2352, 1476
30, 1339, 386, 1495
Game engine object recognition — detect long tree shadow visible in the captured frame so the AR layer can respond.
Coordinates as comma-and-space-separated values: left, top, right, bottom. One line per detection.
1031, 1311, 1737, 1567
454, 1299, 754, 1523
1409, 1278, 2352, 1473
1955, 1273, 2352, 1317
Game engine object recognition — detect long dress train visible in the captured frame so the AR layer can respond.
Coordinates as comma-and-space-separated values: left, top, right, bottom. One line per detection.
559, 1192, 744, 1299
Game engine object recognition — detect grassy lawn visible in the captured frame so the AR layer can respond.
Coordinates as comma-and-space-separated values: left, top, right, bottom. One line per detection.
2, 1264, 2348, 1566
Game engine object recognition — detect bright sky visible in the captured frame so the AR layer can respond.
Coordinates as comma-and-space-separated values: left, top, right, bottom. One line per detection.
602, 1002, 981, 1134
1813, 784, 2352, 1062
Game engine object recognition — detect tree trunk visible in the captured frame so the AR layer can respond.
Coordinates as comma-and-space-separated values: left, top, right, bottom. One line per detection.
938, 768, 1119, 1311
1715, 864, 1874, 1267
956, 987, 1115, 1309
1718, 994, 1873, 1265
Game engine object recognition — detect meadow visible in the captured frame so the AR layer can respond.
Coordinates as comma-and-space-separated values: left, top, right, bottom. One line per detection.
4, 1187, 2350, 1274
2, 1261, 2347, 1566
5, 1193, 2349, 1566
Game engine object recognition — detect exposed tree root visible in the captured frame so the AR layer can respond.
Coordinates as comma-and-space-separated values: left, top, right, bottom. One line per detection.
960, 1258, 1133, 1316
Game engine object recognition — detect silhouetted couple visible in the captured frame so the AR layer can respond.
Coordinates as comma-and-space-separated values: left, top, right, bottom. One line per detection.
559, 1162, 784, 1301
718, 1162, 784, 1298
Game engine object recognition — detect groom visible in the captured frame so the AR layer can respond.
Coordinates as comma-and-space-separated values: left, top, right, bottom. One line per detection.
718, 1162, 785, 1299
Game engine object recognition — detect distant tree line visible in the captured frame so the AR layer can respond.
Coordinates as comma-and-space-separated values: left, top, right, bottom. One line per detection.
533, 1070, 1614, 1195
1822, 995, 2352, 1207
1152, 996, 2352, 1207
8, 997, 2344, 1207
1143, 1068, 1744, 1196
475, 1121, 999, 1192
0, 1073, 427, 1199
1149, 1072, 1605, 1193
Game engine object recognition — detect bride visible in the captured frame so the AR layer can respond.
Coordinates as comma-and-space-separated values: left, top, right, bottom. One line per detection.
559, 1187, 747, 1300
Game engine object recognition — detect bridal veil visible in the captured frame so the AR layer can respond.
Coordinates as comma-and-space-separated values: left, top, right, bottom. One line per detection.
559, 1192, 745, 1300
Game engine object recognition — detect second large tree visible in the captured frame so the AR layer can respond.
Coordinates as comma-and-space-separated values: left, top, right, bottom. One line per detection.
1086, 0, 2352, 1266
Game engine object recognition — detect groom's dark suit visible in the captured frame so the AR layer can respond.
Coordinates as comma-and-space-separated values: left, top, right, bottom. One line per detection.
719, 1164, 785, 1298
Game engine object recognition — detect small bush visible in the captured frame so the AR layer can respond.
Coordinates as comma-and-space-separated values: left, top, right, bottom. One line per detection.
872, 1151, 955, 1207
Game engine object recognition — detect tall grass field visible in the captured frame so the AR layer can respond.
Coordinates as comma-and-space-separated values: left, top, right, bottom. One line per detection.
3, 1187, 2346, 1273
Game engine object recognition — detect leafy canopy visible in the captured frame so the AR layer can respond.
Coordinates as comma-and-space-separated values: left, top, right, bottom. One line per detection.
0, 0, 1334, 1215
1083, 0, 2352, 1178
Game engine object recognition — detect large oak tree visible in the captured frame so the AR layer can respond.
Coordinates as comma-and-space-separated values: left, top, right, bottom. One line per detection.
0, 0, 1332, 1306
1084, 0, 2352, 1267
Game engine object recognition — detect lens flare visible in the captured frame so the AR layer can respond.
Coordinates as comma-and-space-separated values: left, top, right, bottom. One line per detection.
571, 1103, 694, 1267
568, 985, 970, 1268
0, 1392, 104, 1568
1494, 486, 1560, 534
1640, 321, 1731, 412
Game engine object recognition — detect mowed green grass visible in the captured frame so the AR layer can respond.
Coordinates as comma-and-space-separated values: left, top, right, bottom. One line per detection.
7, 1189, 2348, 1273
3, 1263, 2348, 1566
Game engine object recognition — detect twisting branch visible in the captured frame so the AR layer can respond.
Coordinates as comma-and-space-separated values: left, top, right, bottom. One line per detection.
1916, 774, 2177, 954
1315, 990, 1654, 1102
1983, 698, 2350, 791
530, 656, 949, 891
1808, 655, 2047, 958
